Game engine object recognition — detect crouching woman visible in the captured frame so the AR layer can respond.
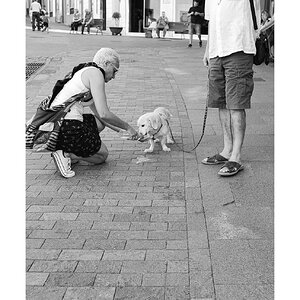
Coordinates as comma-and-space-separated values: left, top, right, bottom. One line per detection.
51, 48, 138, 178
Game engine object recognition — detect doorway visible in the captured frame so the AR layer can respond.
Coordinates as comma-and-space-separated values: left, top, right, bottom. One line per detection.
129, 0, 144, 32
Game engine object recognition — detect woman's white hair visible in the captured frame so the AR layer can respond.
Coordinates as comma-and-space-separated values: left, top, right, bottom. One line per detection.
93, 48, 120, 68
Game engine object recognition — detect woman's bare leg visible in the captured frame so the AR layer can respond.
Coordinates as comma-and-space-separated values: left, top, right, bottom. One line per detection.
68, 142, 108, 164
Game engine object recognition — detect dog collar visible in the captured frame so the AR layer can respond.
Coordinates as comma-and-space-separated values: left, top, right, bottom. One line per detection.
151, 123, 163, 140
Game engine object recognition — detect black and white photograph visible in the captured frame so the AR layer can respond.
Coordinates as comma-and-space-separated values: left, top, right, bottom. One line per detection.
3, 0, 299, 299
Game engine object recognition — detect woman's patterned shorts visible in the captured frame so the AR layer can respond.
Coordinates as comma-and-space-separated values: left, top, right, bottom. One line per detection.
56, 114, 101, 157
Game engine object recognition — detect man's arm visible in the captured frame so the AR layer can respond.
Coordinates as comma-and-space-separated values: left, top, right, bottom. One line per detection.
203, 22, 209, 67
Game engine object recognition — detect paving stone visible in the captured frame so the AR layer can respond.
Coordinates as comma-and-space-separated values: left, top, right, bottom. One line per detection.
215, 284, 274, 300
168, 221, 187, 231
42, 238, 85, 249
26, 197, 52, 206
142, 273, 165, 286
84, 199, 119, 206
114, 287, 164, 300
29, 260, 78, 272
121, 261, 167, 273
45, 272, 96, 287
53, 220, 93, 232
40, 213, 78, 221
151, 214, 186, 222
152, 200, 185, 207
62, 205, 99, 213
102, 250, 146, 261
28, 230, 69, 239
84, 239, 126, 250
94, 273, 142, 287
26, 212, 43, 220
130, 222, 167, 231
118, 199, 152, 206
26, 221, 56, 230
63, 287, 115, 300
148, 231, 187, 240
26, 249, 60, 260
133, 207, 168, 214
27, 205, 63, 213
190, 271, 215, 299
166, 273, 189, 286
92, 221, 130, 230
58, 250, 104, 261
69, 230, 109, 239
113, 213, 151, 222
146, 250, 188, 261
26, 272, 49, 286
125, 240, 166, 250
166, 240, 188, 250
26, 238, 45, 249
167, 261, 189, 273
76, 261, 122, 273
165, 286, 190, 300
108, 230, 148, 240
26, 287, 66, 300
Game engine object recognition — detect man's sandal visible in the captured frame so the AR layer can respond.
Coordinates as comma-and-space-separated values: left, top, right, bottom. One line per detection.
218, 161, 244, 177
201, 154, 228, 165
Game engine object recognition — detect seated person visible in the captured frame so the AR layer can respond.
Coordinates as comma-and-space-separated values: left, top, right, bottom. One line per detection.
156, 11, 169, 38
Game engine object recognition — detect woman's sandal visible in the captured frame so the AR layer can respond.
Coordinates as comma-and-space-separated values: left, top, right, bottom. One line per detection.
218, 161, 244, 177
201, 153, 228, 165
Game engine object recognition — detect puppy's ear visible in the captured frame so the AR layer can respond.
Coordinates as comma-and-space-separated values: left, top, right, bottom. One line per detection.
149, 114, 162, 129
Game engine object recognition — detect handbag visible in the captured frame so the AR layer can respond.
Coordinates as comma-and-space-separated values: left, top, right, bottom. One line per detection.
26, 92, 91, 152
249, 0, 269, 65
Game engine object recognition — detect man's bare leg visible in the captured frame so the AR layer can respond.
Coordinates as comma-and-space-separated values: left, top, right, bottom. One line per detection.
229, 109, 246, 163
219, 108, 233, 159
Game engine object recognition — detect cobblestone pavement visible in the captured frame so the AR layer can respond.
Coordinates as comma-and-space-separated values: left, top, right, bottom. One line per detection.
26, 28, 274, 300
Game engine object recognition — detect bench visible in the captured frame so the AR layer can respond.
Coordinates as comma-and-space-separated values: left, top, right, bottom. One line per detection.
168, 22, 189, 35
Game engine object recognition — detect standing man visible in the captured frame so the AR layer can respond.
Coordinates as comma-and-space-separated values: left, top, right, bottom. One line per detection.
30, 0, 41, 31
202, 0, 260, 177
156, 11, 169, 38
187, 0, 205, 48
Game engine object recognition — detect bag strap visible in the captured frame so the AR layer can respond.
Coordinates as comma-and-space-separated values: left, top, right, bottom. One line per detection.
249, 0, 258, 30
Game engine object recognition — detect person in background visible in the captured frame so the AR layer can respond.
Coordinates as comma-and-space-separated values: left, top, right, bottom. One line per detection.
41, 11, 49, 33
30, 0, 41, 31
202, 0, 261, 177
156, 11, 169, 38
70, 9, 81, 34
187, 0, 205, 48
81, 9, 93, 35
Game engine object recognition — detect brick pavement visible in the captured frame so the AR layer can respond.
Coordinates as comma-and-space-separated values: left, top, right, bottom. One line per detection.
26, 29, 274, 300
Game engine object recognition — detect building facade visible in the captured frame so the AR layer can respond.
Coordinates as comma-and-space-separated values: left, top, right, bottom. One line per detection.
26, 0, 274, 35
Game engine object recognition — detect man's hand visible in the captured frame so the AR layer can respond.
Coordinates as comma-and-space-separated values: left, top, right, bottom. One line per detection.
203, 53, 209, 67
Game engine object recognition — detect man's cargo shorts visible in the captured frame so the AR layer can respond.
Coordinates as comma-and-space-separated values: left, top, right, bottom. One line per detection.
208, 51, 254, 109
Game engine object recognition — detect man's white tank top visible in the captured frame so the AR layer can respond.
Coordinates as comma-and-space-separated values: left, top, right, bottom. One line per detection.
51, 66, 95, 122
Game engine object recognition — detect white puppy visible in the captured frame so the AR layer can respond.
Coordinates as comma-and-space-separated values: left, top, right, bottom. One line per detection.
137, 107, 174, 153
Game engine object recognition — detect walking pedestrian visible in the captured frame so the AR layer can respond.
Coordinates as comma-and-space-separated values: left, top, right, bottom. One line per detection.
81, 9, 93, 35
30, 0, 41, 31
41, 12, 49, 33
187, 0, 205, 48
49, 48, 139, 178
202, 0, 261, 176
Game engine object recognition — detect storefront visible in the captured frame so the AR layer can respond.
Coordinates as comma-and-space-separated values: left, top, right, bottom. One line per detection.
26, 0, 274, 34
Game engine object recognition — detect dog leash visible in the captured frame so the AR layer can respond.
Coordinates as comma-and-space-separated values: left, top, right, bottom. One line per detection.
169, 103, 208, 153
